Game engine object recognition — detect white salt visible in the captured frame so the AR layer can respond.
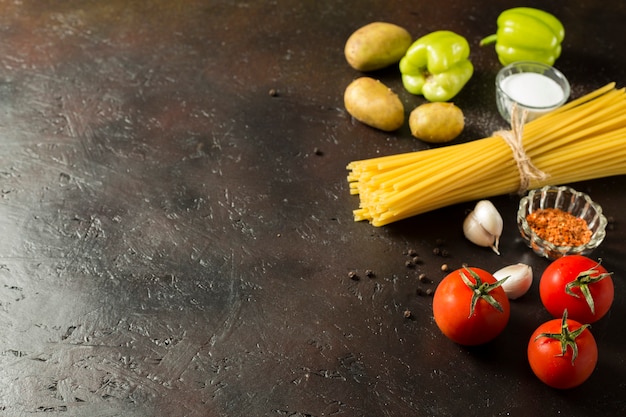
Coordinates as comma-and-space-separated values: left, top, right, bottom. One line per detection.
500, 72, 565, 108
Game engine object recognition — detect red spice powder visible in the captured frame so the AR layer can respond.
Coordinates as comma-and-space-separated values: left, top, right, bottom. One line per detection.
526, 208, 592, 247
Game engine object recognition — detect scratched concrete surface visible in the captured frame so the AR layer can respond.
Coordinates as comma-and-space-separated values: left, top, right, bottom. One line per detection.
1, 1, 625, 416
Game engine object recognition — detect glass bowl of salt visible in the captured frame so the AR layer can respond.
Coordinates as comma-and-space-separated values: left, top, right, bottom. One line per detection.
496, 61, 570, 124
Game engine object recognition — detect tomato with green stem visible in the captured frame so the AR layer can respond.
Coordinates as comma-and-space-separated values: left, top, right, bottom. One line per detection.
527, 310, 598, 389
433, 266, 510, 346
540, 255, 614, 323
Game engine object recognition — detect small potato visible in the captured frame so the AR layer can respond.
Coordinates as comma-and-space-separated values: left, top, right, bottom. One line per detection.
344, 77, 404, 132
345, 22, 412, 72
409, 102, 464, 143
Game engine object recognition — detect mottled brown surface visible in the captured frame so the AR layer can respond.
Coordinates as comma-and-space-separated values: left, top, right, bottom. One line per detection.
1, 1, 625, 416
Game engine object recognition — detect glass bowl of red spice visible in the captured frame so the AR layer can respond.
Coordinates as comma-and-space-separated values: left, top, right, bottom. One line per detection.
517, 185, 608, 260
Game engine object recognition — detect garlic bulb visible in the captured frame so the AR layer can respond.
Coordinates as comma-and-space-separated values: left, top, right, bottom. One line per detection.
493, 263, 533, 300
463, 200, 503, 254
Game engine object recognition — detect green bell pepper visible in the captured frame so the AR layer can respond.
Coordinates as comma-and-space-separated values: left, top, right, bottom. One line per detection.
480, 7, 565, 66
399, 30, 473, 102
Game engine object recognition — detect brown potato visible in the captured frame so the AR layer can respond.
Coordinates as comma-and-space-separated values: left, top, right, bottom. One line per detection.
409, 102, 464, 143
344, 22, 412, 72
344, 77, 404, 132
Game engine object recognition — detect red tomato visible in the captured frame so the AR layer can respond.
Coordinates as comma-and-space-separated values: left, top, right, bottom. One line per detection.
527, 312, 598, 389
540, 255, 614, 323
433, 266, 510, 346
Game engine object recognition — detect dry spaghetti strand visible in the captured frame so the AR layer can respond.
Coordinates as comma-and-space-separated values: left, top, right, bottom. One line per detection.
347, 83, 626, 226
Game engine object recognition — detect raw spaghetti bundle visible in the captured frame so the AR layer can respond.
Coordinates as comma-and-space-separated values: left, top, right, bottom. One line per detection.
347, 83, 626, 226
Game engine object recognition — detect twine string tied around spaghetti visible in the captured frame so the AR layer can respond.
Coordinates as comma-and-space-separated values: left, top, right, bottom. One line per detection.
494, 103, 548, 194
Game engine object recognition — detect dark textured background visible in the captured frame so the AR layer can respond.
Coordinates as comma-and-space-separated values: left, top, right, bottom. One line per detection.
0, 1, 625, 416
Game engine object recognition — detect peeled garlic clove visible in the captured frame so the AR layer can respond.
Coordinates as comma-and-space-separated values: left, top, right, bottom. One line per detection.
493, 263, 533, 300
463, 209, 501, 255
472, 200, 503, 238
